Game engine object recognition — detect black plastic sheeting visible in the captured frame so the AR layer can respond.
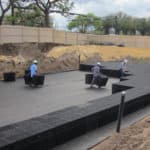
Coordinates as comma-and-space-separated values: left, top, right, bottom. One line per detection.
85, 74, 108, 87
3, 72, 16, 81
1, 63, 150, 150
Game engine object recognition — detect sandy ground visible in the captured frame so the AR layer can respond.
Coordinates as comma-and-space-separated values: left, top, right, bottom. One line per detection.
91, 115, 150, 150
46, 45, 150, 61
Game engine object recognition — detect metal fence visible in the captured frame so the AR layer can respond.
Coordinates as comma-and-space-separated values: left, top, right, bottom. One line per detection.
0, 25, 150, 48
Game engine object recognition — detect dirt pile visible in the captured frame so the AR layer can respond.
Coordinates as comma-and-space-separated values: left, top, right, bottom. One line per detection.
0, 44, 80, 80
91, 115, 150, 150
0, 50, 79, 80
0, 55, 26, 79
46, 45, 150, 61
38, 51, 79, 74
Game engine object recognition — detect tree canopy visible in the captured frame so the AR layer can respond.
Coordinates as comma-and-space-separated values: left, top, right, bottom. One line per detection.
5, 5, 49, 27
32, 0, 74, 27
67, 13, 103, 34
103, 12, 150, 35
0, 0, 12, 24
1, 0, 74, 27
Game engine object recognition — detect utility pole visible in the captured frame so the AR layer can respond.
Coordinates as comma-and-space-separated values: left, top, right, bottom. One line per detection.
115, 16, 119, 35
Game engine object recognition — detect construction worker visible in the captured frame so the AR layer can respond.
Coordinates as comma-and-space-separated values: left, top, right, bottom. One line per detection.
30, 60, 38, 78
90, 62, 101, 88
119, 59, 128, 77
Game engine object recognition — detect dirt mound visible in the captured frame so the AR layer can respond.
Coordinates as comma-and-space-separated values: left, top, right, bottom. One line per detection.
46, 45, 150, 62
1, 44, 150, 80
0, 50, 79, 80
91, 115, 150, 150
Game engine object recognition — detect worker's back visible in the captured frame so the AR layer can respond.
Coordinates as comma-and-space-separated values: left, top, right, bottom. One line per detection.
91, 65, 100, 77
30, 63, 37, 77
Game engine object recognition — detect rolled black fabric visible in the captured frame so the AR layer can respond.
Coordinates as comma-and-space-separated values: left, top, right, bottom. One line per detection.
85, 74, 93, 84
3, 72, 16, 81
85, 73, 108, 87
24, 74, 45, 86
32, 75, 45, 86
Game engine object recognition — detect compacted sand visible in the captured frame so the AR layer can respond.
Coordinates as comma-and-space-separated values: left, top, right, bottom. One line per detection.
91, 115, 150, 150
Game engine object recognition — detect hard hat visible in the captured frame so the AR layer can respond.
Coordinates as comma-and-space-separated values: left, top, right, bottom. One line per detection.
33, 60, 38, 64
97, 62, 101, 66
124, 59, 128, 63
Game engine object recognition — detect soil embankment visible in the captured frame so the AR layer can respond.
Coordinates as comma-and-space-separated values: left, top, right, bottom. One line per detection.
0, 44, 150, 79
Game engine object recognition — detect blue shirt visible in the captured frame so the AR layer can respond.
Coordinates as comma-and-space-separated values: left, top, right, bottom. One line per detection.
30, 63, 37, 77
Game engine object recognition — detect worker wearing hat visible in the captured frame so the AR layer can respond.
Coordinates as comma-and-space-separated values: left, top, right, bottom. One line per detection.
90, 62, 101, 88
30, 60, 38, 78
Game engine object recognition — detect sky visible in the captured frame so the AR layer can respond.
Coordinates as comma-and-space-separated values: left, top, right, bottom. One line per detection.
51, 0, 150, 30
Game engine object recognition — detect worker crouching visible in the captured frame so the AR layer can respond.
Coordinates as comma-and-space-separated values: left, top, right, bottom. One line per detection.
90, 62, 101, 88
24, 60, 45, 87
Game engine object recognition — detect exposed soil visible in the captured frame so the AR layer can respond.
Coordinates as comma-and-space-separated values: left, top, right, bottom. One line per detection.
47, 45, 150, 61
0, 44, 150, 80
91, 115, 150, 150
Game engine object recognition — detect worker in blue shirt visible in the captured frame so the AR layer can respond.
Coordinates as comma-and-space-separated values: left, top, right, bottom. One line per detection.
30, 60, 38, 78
90, 62, 101, 88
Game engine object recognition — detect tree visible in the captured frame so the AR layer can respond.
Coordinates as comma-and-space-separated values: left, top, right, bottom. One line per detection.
135, 18, 147, 35
145, 18, 150, 35
9, 0, 38, 25
103, 12, 133, 35
103, 12, 139, 35
118, 13, 133, 35
5, 5, 49, 27
67, 13, 103, 34
33, 0, 74, 27
0, 0, 12, 25
10, 0, 21, 25
103, 15, 115, 34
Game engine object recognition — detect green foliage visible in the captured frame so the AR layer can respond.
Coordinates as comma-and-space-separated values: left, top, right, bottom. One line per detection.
103, 15, 116, 34
4, 0, 74, 27
67, 13, 103, 33
5, 6, 53, 27
33, 0, 74, 27
57, 0, 74, 14
103, 12, 150, 35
